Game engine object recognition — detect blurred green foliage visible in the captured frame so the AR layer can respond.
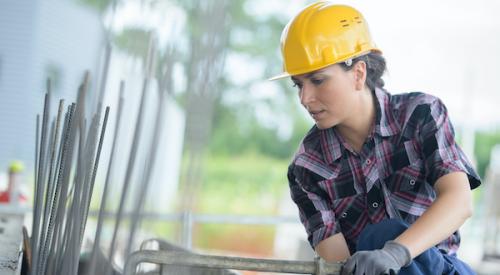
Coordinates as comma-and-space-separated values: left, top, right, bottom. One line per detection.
210, 102, 310, 160
195, 153, 290, 254
474, 130, 500, 179
198, 154, 289, 214
113, 28, 153, 62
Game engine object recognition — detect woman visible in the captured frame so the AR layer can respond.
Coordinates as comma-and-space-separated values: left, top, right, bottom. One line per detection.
271, 2, 481, 275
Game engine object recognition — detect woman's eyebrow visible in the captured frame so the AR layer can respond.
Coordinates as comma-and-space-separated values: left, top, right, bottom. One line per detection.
291, 70, 326, 82
305, 70, 327, 79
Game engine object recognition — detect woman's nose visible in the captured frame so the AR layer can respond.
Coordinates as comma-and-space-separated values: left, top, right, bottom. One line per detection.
300, 83, 315, 106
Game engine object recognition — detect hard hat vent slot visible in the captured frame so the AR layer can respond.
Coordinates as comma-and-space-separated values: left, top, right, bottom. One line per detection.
342, 24, 349, 27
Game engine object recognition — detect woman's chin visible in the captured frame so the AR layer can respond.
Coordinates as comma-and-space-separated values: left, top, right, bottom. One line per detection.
315, 121, 336, 130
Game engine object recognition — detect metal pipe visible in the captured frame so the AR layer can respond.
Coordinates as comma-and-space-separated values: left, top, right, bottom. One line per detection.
123, 250, 342, 275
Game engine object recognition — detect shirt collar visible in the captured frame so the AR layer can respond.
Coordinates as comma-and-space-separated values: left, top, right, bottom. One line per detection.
374, 87, 400, 137
319, 87, 400, 164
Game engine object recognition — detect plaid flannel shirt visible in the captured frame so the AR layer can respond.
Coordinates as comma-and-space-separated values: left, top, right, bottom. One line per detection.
288, 87, 481, 255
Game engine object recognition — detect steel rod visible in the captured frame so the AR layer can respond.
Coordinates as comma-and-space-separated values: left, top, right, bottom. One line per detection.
39, 99, 64, 273
107, 76, 150, 275
79, 106, 110, 258
125, 80, 166, 256
44, 105, 72, 275
52, 100, 78, 274
88, 81, 125, 275
31, 91, 51, 275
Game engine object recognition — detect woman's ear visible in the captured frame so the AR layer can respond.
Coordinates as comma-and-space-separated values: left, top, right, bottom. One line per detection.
353, 61, 367, 91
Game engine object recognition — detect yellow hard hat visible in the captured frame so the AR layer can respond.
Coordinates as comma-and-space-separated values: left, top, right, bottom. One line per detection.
270, 2, 381, 80
9, 160, 25, 173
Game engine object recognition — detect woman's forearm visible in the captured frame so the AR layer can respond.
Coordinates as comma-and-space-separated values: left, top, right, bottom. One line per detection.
394, 172, 472, 258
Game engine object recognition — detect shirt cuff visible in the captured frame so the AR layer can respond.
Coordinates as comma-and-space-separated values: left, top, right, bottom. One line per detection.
427, 161, 481, 189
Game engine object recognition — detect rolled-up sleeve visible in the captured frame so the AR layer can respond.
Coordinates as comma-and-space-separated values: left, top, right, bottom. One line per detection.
287, 165, 340, 248
418, 98, 481, 189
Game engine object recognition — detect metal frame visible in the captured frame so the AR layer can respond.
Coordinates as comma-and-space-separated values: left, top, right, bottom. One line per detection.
123, 250, 342, 275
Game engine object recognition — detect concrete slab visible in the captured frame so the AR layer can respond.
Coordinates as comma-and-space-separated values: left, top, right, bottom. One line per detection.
0, 214, 23, 275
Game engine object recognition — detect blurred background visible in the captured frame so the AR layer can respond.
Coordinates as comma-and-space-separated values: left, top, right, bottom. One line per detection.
1, 0, 500, 274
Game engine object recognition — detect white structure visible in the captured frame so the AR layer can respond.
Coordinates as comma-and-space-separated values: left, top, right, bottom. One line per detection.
274, 195, 316, 261
98, 50, 186, 212
0, 0, 104, 172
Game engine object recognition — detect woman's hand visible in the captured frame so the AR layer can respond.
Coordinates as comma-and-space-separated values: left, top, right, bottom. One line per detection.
341, 240, 411, 275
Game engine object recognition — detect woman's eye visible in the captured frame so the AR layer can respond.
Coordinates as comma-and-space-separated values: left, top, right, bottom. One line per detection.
311, 78, 324, 85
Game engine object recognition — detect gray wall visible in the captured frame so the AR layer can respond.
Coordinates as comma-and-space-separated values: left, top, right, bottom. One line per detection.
0, 0, 39, 172
0, 0, 104, 174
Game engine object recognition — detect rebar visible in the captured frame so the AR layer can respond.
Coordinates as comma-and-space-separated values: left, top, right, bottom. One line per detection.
88, 81, 125, 275
125, 48, 165, 256
79, 106, 110, 254
29, 70, 113, 275
38, 99, 64, 274
31, 90, 50, 275
106, 76, 150, 275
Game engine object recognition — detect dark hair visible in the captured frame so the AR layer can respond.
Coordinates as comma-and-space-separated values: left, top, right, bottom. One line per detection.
339, 52, 386, 91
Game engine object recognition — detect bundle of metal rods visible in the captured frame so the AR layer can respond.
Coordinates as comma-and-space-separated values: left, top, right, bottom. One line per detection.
29, 40, 164, 274
30, 74, 110, 275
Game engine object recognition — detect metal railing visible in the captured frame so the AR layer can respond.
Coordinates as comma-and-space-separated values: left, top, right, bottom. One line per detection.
0, 206, 302, 249
123, 250, 342, 275
89, 210, 301, 250
0, 207, 303, 248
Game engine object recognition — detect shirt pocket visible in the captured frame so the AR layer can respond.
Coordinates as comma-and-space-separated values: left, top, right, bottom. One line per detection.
387, 139, 425, 194
389, 163, 424, 194
386, 139, 434, 216
386, 162, 434, 217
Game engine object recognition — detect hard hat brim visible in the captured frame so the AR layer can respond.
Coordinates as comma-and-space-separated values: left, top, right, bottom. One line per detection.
268, 72, 291, 81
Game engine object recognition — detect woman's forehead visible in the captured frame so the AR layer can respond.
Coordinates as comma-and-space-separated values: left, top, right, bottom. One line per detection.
291, 65, 339, 81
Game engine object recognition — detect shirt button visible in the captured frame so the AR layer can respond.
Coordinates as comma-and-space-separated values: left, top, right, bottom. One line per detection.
409, 179, 416, 186
341, 212, 348, 218
365, 159, 371, 165
372, 202, 379, 208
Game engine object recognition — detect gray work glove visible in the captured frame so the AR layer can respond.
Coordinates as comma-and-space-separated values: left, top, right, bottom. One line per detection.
341, 241, 411, 275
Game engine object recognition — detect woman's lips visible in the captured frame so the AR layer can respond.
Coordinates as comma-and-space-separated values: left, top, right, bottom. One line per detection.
310, 110, 325, 120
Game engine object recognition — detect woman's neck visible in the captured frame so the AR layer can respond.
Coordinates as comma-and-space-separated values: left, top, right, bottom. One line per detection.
337, 87, 376, 153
